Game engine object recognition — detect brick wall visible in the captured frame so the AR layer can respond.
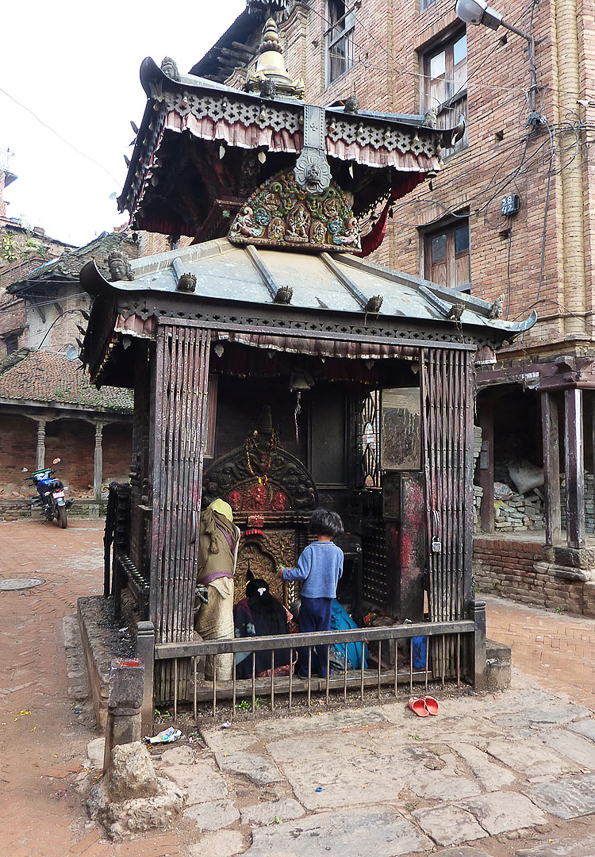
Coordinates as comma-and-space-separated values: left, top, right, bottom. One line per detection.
474, 536, 595, 617
0, 415, 37, 494
274, 0, 591, 351
0, 414, 131, 498
103, 422, 132, 485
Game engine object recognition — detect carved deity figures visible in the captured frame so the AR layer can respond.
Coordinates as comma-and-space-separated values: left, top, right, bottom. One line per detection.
229, 205, 264, 240
286, 204, 310, 241
228, 170, 361, 253
107, 249, 134, 282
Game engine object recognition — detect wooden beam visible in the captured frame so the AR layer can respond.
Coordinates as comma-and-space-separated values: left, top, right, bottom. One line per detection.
478, 398, 494, 533
245, 244, 278, 300
320, 252, 368, 309
564, 388, 585, 548
541, 392, 562, 546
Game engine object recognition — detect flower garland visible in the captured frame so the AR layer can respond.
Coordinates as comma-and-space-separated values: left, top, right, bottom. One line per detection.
245, 429, 276, 485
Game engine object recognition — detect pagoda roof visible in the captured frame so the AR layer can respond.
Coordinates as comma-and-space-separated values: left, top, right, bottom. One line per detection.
118, 58, 455, 241
80, 238, 535, 386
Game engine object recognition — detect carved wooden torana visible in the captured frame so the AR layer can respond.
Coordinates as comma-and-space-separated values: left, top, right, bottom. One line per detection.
228, 170, 361, 253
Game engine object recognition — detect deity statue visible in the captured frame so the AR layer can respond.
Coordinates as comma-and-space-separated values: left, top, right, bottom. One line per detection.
107, 249, 134, 282
177, 273, 197, 293
286, 204, 310, 241
161, 56, 180, 82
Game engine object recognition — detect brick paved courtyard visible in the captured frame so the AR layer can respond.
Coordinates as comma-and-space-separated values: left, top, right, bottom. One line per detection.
2, 519, 595, 856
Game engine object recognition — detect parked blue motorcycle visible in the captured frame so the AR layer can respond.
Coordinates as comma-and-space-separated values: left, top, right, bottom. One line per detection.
22, 458, 74, 528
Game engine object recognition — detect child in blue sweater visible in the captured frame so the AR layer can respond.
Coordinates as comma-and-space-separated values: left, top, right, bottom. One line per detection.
277, 507, 344, 679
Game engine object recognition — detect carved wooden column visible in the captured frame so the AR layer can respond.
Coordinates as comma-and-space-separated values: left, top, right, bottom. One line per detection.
478, 398, 494, 534
564, 388, 585, 549
36, 419, 46, 470
541, 392, 562, 546
94, 423, 104, 501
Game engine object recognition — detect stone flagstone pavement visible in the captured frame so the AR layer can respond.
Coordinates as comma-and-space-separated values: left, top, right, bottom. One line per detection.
2, 520, 595, 856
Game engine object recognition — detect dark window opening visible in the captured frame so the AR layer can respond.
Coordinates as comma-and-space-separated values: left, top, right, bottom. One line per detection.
326, 0, 355, 85
5, 333, 19, 355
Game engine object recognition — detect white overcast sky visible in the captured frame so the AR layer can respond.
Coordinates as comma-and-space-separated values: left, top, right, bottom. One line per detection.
1, 0, 245, 247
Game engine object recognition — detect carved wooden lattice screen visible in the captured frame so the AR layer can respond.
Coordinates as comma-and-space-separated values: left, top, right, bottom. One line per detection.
150, 323, 211, 698
420, 347, 474, 627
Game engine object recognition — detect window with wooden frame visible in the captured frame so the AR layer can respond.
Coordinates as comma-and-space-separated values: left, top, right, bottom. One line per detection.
326, 0, 355, 85
421, 30, 467, 156
423, 219, 471, 292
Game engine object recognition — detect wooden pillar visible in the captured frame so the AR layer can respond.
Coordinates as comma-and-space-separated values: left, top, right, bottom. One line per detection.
478, 398, 494, 534
150, 323, 212, 643
541, 392, 562, 546
94, 423, 104, 501
564, 387, 585, 549
36, 419, 46, 470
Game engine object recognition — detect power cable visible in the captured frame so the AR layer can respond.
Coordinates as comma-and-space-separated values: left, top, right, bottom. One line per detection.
0, 85, 120, 186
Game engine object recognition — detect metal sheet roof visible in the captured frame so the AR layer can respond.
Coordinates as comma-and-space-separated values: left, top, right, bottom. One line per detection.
82, 237, 535, 337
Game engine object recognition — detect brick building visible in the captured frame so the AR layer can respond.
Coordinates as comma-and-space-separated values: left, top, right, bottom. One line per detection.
174, 0, 595, 612
0, 231, 137, 518
1, 149, 76, 355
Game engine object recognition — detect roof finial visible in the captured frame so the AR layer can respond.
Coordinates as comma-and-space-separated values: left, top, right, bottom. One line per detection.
245, 15, 304, 99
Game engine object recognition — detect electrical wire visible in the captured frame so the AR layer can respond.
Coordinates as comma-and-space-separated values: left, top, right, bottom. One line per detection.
0, 85, 120, 186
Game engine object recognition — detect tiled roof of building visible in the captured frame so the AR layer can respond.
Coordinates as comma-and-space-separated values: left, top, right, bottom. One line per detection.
0, 349, 133, 413
7, 231, 138, 294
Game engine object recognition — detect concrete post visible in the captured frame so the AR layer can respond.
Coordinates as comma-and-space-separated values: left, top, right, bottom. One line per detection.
103, 657, 144, 773
469, 600, 487, 691
136, 622, 156, 739
94, 423, 104, 501
35, 419, 46, 470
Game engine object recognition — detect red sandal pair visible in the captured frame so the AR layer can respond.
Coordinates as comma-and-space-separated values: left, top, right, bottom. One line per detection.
408, 696, 439, 717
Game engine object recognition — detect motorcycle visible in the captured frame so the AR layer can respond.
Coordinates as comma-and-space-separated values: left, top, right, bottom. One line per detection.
21, 458, 74, 529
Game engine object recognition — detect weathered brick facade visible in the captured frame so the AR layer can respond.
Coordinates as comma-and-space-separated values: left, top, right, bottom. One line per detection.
270, 0, 574, 350
474, 536, 595, 617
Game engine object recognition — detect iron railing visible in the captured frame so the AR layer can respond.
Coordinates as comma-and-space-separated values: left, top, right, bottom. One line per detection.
143, 618, 478, 721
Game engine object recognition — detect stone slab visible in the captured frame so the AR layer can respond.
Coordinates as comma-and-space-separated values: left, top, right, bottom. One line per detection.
405, 748, 483, 801
216, 751, 284, 785
525, 773, 595, 819
486, 739, 573, 777
517, 835, 595, 856
267, 730, 480, 809
187, 829, 246, 857
412, 804, 487, 847
568, 719, 595, 743
159, 745, 196, 766
461, 791, 547, 834
244, 805, 431, 856
85, 736, 105, 769
493, 704, 590, 731
540, 730, 595, 772
202, 726, 259, 755
240, 798, 304, 826
164, 761, 227, 805
449, 742, 516, 791
254, 707, 387, 741
185, 798, 240, 831
434, 849, 493, 857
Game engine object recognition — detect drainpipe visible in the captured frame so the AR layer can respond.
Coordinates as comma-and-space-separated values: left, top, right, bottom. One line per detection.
555, 0, 586, 337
